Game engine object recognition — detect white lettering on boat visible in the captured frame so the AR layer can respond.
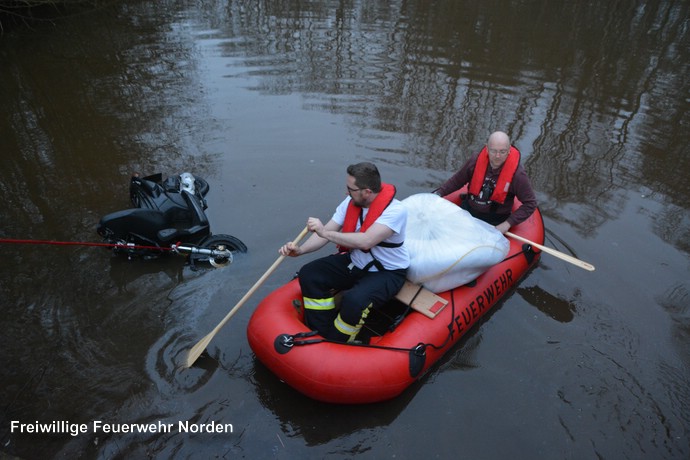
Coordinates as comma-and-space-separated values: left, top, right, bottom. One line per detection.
453, 268, 513, 334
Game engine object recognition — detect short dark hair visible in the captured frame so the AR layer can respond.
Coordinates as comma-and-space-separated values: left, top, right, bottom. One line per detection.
347, 162, 381, 192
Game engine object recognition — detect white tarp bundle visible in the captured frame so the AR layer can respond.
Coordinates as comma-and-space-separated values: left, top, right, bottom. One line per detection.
402, 193, 510, 293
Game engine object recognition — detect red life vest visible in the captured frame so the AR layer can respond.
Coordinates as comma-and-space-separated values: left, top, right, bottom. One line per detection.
338, 183, 396, 252
468, 146, 520, 204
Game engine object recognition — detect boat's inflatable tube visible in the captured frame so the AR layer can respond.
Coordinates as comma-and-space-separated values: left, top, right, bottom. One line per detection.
403, 193, 509, 293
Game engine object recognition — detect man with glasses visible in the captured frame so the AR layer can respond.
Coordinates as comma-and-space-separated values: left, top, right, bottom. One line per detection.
435, 131, 537, 233
279, 162, 409, 343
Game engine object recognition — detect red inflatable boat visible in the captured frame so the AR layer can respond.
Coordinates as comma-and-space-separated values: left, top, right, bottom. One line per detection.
247, 191, 545, 404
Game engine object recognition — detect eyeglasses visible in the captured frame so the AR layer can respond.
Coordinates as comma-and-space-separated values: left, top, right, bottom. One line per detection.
488, 148, 509, 156
347, 185, 364, 194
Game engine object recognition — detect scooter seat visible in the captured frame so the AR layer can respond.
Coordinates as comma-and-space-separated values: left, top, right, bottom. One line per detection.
97, 208, 167, 241
157, 225, 209, 244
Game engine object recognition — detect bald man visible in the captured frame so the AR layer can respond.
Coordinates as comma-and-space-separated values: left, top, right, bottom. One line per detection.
435, 131, 537, 233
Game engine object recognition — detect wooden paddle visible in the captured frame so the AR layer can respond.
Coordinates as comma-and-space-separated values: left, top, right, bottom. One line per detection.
505, 231, 595, 271
184, 226, 310, 367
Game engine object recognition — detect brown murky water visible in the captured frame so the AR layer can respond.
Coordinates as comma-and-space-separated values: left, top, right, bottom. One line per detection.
1, 1, 689, 458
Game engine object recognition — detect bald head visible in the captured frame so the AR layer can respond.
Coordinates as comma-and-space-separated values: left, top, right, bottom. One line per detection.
486, 131, 512, 169
488, 131, 510, 146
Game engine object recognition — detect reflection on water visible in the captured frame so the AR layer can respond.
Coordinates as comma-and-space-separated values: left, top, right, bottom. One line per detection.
518, 285, 576, 323
1, 0, 690, 459
185, 0, 690, 248
251, 357, 418, 447
107, 255, 186, 293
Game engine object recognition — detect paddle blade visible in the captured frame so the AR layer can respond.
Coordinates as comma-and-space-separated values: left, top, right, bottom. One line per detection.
184, 332, 214, 367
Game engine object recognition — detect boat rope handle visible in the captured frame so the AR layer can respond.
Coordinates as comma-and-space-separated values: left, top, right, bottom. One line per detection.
500, 243, 535, 263
281, 332, 427, 354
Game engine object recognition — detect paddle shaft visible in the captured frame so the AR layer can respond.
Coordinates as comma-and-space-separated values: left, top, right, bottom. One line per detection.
185, 226, 310, 367
505, 231, 595, 271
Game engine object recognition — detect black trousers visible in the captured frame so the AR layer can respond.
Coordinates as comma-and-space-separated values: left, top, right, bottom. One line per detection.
461, 199, 509, 226
298, 252, 407, 341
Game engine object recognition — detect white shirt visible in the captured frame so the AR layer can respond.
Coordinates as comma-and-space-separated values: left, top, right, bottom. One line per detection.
332, 196, 410, 271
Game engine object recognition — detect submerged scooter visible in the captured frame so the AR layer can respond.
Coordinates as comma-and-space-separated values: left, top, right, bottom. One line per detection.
97, 172, 247, 267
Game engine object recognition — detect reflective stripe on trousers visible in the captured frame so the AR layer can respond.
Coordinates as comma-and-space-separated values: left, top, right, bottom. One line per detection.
334, 303, 371, 343
303, 296, 336, 311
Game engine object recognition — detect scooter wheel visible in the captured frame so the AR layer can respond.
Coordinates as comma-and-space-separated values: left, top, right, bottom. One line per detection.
201, 234, 247, 252
189, 234, 248, 267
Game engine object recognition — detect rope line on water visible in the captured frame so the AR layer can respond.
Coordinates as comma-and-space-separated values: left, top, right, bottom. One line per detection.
0, 237, 172, 251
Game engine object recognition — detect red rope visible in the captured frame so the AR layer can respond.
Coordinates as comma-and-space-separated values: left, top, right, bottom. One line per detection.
0, 237, 173, 251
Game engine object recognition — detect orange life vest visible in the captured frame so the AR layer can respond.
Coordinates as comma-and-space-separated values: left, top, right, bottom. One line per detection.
338, 183, 396, 252
468, 146, 520, 204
